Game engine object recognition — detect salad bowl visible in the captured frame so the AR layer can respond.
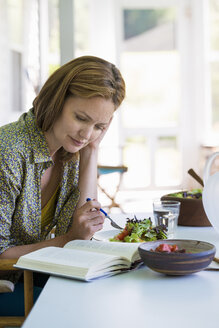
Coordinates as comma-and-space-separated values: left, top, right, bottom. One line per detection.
161, 190, 211, 227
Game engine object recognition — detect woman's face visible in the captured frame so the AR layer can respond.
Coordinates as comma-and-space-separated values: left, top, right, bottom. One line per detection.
45, 96, 115, 155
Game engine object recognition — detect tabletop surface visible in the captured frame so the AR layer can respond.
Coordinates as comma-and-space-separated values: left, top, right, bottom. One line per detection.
22, 214, 219, 328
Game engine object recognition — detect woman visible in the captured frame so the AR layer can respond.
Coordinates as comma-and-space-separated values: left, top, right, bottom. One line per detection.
0, 55, 125, 314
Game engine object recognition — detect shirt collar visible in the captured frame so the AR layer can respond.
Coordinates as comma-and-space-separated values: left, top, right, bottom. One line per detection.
24, 108, 52, 164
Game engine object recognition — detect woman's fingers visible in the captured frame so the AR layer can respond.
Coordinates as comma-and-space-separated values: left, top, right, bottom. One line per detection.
68, 201, 105, 240
89, 212, 105, 226
86, 200, 105, 229
85, 199, 101, 212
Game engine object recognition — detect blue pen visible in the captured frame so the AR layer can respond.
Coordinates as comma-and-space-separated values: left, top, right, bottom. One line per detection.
86, 198, 122, 230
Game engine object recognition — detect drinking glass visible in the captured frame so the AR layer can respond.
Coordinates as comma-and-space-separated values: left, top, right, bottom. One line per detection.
153, 200, 181, 238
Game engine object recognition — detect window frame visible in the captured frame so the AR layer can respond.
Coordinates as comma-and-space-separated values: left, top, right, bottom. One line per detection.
111, 0, 209, 190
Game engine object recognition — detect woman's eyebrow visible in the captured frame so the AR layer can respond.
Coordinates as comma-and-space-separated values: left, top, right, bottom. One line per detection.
77, 111, 92, 119
77, 111, 108, 125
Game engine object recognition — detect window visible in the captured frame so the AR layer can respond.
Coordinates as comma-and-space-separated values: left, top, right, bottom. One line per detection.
74, 0, 90, 57
118, 2, 182, 190
8, 0, 24, 113
73, 0, 208, 191
48, 0, 60, 74
2, 0, 217, 192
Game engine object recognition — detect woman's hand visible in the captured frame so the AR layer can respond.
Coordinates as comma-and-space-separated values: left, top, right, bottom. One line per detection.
90, 119, 112, 149
77, 117, 113, 209
66, 199, 105, 240
81, 117, 113, 154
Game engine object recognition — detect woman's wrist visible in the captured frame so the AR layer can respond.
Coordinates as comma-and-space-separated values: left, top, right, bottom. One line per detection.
79, 147, 98, 170
60, 231, 73, 246
80, 146, 98, 161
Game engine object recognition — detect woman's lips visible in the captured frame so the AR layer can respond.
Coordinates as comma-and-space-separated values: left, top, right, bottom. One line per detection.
70, 136, 84, 147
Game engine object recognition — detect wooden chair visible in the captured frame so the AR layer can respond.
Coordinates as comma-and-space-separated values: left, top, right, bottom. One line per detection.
0, 259, 33, 328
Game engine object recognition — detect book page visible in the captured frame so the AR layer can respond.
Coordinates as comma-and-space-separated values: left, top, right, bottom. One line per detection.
0, 280, 14, 293
64, 239, 140, 262
15, 247, 129, 280
16, 247, 120, 268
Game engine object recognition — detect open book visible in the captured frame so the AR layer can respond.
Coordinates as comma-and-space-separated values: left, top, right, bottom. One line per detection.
15, 240, 142, 281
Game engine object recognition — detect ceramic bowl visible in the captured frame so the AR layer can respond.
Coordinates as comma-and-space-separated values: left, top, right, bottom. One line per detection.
138, 239, 216, 275
161, 192, 211, 227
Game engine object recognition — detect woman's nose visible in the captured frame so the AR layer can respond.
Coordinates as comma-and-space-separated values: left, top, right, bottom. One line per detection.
79, 126, 93, 140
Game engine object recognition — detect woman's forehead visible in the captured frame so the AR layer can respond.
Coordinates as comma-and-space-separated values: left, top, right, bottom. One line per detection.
65, 96, 115, 122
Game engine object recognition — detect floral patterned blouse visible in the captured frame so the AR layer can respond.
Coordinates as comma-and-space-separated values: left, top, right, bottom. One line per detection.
0, 108, 80, 255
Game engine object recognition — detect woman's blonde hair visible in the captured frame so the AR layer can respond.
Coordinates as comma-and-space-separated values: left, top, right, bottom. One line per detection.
33, 55, 125, 131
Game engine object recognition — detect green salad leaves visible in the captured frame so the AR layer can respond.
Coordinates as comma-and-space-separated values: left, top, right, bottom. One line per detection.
109, 217, 167, 243
169, 189, 202, 199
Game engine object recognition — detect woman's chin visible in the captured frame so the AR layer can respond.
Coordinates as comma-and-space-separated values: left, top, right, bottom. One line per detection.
63, 144, 82, 153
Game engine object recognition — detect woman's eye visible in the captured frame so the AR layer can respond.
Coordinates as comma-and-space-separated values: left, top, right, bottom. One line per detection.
95, 125, 104, 131
76, 115, 86, 122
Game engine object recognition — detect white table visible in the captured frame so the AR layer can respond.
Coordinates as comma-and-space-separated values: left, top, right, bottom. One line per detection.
22, 217, 219, 328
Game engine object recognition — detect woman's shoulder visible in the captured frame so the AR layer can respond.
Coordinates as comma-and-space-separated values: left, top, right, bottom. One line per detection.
0, 111, 28, 136
0, 112, 31, 158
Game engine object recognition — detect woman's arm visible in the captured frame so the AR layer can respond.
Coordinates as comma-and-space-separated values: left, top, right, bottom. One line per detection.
77, 118, 112, 207
77, 147, 98, 206
0, 199, 105, 259
0, 234, 69, 259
